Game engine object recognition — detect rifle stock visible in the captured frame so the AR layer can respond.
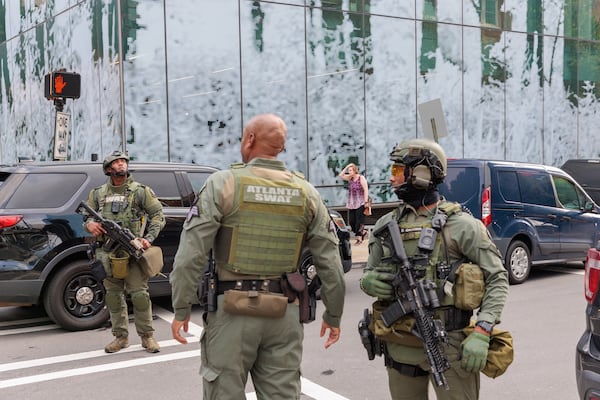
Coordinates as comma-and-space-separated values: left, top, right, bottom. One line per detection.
77, 201, 145, 260
373, 220, 450, 390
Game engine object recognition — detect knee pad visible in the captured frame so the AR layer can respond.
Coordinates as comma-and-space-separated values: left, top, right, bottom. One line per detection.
105, 290, 123, 312
130, 290, 150, 312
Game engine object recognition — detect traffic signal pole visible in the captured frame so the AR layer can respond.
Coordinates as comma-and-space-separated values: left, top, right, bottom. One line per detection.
44, 70, 81, 161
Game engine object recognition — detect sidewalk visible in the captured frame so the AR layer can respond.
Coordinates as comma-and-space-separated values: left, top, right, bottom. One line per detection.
350, 239, 369, 267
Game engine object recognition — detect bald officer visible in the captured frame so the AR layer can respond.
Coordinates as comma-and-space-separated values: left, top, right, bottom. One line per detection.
170, 113, 345, 400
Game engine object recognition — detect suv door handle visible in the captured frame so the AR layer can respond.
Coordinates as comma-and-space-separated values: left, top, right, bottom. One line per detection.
561, 216, 572, 221
547, 214, 557, 219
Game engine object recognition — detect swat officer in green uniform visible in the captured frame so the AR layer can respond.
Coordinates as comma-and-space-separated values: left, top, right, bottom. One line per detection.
170, 113, 345, 400
84, 150, 165, 354
360, 139, 509, 399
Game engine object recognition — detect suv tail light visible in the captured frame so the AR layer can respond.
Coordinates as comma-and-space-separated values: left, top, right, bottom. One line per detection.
0, 215, 23, 229
585, 248, 600, 303
481, 187, 492, 226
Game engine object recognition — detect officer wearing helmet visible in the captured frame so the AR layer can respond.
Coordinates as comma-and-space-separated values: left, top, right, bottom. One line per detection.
360, 139, 509, 399
84, 150, 165, 353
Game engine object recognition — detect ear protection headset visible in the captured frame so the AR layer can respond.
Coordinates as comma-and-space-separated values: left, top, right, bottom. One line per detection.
404, 147, 445, 190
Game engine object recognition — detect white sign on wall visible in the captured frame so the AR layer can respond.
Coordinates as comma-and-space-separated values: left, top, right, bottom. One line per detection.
53, 111, 70, 160
418, 99, 448, 142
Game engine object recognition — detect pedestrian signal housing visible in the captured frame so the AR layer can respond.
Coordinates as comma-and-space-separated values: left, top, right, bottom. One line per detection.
44, 71, 81, 99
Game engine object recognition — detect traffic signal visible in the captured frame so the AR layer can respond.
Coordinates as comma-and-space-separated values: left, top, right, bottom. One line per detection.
44, 71, 81, 99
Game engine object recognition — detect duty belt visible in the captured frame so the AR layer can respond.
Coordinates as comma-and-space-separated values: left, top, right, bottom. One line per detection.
217, 279, 283, 295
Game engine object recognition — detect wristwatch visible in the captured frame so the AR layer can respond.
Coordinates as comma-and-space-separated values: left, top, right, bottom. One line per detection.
475, 321, 494, 335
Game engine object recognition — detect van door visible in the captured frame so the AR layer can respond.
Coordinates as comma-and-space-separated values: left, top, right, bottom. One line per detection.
514, 169, 562, 258
553, 175, 600, 258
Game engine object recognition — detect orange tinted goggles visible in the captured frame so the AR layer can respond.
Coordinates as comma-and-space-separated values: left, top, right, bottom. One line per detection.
391, 163, 405, 177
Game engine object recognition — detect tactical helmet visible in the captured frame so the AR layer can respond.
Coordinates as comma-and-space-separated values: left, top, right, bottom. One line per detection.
102, 150, 129, 176
389, 138, 447, 189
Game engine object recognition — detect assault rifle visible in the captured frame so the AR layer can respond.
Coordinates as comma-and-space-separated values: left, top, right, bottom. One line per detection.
198, 249, 217, 312
373, 220, 450, 390
77, 201, 145, 260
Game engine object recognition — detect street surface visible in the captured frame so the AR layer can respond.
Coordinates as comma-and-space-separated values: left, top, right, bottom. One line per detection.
0, 256, 586, 399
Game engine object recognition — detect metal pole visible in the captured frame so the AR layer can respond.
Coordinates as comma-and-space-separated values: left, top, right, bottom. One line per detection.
116, 0, 127, 151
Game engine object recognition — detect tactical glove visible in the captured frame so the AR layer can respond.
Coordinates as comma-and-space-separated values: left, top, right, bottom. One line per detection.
359, 271, 396, 300
461, 331, 490, 372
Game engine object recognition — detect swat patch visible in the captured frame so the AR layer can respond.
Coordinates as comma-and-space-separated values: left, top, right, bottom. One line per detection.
243, 184, 303, 206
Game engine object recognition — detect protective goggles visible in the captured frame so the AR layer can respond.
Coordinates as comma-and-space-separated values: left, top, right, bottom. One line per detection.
391, 163, 405, 177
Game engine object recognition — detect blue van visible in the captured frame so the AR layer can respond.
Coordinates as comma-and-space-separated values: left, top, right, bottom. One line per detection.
438, 159, 600, 284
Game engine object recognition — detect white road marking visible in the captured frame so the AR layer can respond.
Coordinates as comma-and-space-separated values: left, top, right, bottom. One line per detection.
0, 350, 200, 389
0, 324, 60, 336
0, 305, 348, 399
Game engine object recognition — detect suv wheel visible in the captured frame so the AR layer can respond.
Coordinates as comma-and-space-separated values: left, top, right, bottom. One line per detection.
43, 260, 109, 331
505, 240, 531, 284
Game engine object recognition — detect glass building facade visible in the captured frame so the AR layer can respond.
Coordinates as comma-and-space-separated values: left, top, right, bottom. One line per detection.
1, 0, 600, 207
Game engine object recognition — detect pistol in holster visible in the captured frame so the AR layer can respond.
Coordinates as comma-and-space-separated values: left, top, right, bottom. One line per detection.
358, 308, 384, 360
281, 272, 315, 323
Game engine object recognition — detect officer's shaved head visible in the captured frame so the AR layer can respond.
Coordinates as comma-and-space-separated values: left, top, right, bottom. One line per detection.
241, 113, 287, 163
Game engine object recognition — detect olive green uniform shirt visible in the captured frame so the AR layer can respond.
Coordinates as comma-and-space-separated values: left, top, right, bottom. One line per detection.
170, 158, 345, 326
364, 201, 509, 364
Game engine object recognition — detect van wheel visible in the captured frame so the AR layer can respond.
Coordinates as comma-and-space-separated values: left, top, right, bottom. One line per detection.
505, 240, 531, 284
43, 260, 109, 331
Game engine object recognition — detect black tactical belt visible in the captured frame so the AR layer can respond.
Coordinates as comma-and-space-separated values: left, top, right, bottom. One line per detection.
384, 356, 429, 377
217, 279, 283, 295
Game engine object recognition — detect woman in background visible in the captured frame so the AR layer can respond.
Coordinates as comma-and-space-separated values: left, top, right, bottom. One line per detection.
339, 163, 369, 244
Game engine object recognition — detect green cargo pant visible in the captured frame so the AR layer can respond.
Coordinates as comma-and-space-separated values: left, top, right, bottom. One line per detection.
387, 330, 480, 400
100, 249, 153, 336
200, 294, 303, 400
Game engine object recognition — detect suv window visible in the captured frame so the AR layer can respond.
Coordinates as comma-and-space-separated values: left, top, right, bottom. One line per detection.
188, 171, 212, 193
6, 173, 87, 208
517, 170, 556, 207
133, 171, 184, 207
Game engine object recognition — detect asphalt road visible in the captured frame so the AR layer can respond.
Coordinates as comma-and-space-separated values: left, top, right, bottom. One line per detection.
0, 262, 587, 399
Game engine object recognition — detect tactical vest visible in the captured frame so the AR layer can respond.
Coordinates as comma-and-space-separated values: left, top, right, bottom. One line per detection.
394, 201, 462, 307
214, 165, 311, 275
93, 180, 146, 237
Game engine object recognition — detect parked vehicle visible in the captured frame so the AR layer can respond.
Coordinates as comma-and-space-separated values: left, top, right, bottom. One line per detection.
438, 159, 600, 284
0, 161, 352, 330
576, 243, 600, 399
562, 159, 600, 206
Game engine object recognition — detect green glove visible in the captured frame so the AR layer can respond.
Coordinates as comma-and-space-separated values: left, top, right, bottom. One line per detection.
461, 331, 490, 372
360, 271, 396, 300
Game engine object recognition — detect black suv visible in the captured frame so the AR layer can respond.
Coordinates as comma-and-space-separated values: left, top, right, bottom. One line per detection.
0, 161, 352, 331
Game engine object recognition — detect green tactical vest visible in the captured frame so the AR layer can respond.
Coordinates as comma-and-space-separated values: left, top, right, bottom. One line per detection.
93, 180, 146, 238
214, 165, 311, 275
394, 201, 462, 307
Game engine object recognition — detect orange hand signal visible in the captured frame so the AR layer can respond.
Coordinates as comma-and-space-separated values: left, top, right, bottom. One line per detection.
54, 75, 67, 94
